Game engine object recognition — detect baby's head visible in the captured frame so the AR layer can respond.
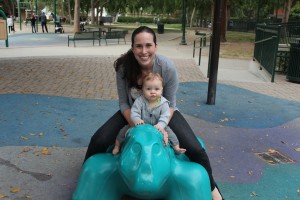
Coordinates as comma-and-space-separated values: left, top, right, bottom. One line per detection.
142, 73, 163, 101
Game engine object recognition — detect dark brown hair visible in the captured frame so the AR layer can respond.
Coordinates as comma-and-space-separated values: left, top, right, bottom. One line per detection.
114, 26, 157, 89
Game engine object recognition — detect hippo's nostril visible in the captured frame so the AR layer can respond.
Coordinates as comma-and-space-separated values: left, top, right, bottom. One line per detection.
131, 143, 142, 154
152, 143, 160, 155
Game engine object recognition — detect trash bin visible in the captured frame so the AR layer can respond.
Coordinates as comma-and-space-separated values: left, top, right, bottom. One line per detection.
195, 31, 206, 47
157, 23, 164, 34
286, 43, 300, 83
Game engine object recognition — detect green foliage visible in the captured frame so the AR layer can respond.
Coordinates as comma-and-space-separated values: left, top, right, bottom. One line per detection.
117, 16, 181, 24
290, 2, 300, 19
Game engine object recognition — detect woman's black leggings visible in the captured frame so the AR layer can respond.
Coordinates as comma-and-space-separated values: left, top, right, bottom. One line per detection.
84, 110, 216, 191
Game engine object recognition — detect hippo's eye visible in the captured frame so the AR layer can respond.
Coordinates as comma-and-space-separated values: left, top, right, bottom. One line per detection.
152, 143, 160, 155
131, 143, 142, 154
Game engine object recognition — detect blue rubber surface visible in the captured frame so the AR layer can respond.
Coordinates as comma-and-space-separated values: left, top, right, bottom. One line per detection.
1, 82, 300, 199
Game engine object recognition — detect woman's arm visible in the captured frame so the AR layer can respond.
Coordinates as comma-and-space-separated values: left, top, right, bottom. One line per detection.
160, 58, 178, 118
116, 67, 130, 113
122, 109, 135, 127
116, 67, 135, 126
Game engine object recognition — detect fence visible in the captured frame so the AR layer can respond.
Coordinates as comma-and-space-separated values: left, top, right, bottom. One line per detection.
193, 32, 208, 66
268, 21, 300, 44
287, 43, 300, 83
253, 24, 280, 82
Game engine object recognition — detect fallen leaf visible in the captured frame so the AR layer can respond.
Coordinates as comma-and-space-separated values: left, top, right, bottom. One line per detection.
24, 195, 32, 199
219, 118, 229, 122
29, 133, 36, 136
21, 147, 31, 152
268, 148, 276, 153
0, 193, 8, 198
20, 136, 29, 140
39, 132, 44, 136
42, 148, 51, 155
250, 191, 258, 197
10, 187, 21, 193
295, 148, 300, 152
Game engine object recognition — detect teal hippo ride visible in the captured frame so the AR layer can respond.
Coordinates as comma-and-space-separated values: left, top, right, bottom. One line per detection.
72, 124, 212, 200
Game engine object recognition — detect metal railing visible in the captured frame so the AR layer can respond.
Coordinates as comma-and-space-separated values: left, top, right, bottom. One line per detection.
268, 21, 300, 44
253, 24, 281, 82
193, 32, 209, 66
287, 43, 300, 83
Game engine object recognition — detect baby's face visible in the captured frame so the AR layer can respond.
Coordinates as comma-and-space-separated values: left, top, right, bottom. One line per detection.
142, 78, 163, 103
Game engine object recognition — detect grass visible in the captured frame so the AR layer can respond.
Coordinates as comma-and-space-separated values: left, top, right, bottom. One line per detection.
226, 31, 255, 42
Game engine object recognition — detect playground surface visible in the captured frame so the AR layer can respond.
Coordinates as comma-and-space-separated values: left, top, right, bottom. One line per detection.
0, 26, 300, 200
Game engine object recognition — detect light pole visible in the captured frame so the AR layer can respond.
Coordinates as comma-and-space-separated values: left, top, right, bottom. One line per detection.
207, 0, 223, 105
18, 0, 22, 30
35, 0, 38, 32
180, 0, 187, 45
54, 0, 57, 23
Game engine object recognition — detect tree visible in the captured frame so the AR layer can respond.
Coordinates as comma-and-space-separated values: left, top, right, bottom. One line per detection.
2, 0, 15, 16
282, 0, 296, 23
67, 0, 72, 24
74, 0, 80, 32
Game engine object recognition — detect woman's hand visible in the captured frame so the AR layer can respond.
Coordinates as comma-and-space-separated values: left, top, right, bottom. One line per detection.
154, 125, 168, 146
135, 120, 145, 125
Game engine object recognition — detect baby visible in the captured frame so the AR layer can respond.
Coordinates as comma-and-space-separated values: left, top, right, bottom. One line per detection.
112, 72, 186, 155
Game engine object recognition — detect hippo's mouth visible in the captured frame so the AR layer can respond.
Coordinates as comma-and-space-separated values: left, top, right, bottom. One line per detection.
118, 125, 172, 195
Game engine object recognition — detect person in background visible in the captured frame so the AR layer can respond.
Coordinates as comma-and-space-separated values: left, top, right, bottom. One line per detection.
11, 15, 15, 32
30, 14, 36, 33
40, 12, 48, 33
7, 15, 13, 34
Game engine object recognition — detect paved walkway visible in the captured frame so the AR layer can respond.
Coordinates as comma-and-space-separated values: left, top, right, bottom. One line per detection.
0, 26, 300, 200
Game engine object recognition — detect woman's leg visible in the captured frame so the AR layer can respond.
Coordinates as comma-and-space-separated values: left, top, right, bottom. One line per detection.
84, 110, 128, 162
168, 110, 216, 191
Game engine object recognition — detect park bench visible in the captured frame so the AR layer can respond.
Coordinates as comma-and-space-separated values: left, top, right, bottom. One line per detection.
101, 30, 128, 45
68, 31, 101, 47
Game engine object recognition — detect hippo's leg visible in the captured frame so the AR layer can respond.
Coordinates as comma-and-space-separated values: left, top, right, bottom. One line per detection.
72, 154, 124, 200
165, 161, 212, 200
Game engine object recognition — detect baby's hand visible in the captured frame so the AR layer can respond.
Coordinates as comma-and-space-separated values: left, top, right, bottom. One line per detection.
135, 120, 144, 125
154, 125, 168, 146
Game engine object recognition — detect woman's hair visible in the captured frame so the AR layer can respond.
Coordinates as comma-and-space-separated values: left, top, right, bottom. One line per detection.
114, 26, 157, 89
143, 72, 163, 86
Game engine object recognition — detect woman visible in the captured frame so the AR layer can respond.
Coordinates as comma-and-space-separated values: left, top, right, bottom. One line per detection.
84, 26, 223, 200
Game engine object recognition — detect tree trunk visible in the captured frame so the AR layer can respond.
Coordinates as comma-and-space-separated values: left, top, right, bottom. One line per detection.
99, 6, 103, 25
74, 0, 80, 32
4, 0, 13, 16
190, 4, 196, 28
220, 0, 227, 42
68, 0, 72, 24
91, 0, 95, 24
282, 0, 292, 23
62, 0, 64, 18
210, 0, 215, 25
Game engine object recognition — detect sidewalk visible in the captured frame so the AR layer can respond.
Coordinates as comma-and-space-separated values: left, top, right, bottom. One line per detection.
0, 29, 300, 200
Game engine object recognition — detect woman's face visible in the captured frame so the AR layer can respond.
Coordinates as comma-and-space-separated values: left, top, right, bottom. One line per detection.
132, 32, 157, 69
